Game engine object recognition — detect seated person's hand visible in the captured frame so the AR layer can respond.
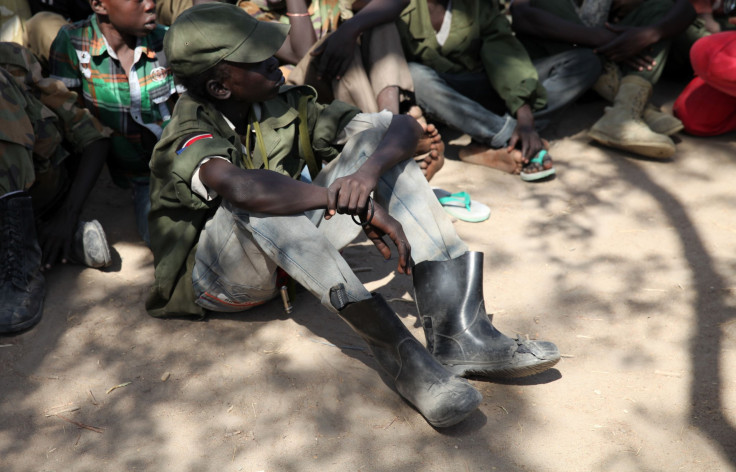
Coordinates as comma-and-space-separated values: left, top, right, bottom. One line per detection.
508, 104, 543, 161
38, 206, 76, 271
310, 26, 359, 80
325, 167, 379, 218
595, 24, 659, 67
359, 199, 412, 275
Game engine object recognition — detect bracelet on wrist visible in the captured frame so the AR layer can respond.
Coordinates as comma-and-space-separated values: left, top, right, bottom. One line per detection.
351, 196, 374, 227
286, 12, 310, 17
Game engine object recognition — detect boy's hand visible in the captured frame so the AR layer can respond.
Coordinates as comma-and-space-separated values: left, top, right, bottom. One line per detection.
325, 168, 379, 219
310, 26, 359, 80
359, 199, 412, 275
595, 24, 659, 66
508, 104, 543, 160
38, 206, 76, 271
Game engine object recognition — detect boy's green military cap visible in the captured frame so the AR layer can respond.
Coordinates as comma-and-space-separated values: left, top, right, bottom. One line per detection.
164, 2, 290, 79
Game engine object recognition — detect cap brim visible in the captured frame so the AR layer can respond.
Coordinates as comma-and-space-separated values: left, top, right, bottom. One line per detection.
224, 20, 290, 65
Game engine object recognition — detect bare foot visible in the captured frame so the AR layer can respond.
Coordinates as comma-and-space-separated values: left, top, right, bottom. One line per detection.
415, 139, 445, 181
459, 143, 524, 175
417, 123, 441, 153
408, 105, 428, 129
414, 123, 445, 181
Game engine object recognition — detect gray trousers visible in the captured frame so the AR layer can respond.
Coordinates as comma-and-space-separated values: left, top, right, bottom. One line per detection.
408, 48, 603, 147
191, 129, 468, 313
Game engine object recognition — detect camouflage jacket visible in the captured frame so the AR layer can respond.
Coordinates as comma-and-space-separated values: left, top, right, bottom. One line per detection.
0, 41, 110, 175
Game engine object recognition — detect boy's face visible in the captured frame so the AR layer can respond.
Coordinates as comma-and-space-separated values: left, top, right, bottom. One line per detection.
97, 0, 157, 38
219, 56, 285, 103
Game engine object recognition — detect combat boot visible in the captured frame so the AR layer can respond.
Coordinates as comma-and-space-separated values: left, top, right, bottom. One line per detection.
413, 252, 560, 379
333, 286, 482, 428
593, 63, 683, 136
0, 192, 45, 333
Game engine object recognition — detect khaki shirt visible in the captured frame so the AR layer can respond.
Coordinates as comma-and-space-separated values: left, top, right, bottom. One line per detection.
146, 85, 359, 318
396, 0, 547, 115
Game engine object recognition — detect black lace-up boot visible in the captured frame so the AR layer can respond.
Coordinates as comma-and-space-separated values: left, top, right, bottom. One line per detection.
0, 192, 45, 333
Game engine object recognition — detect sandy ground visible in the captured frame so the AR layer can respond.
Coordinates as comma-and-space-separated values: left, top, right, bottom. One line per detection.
2, 83, 736, 472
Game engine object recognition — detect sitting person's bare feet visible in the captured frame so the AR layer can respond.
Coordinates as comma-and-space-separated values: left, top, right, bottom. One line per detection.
407, 105, 428, 129
415, 123, 445, 181
458, 142, 525, 175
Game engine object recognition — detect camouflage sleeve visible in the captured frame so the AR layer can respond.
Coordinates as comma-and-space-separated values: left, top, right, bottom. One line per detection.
0, 67, 36, 193
0, 41, 110, 152
48, 26, 82, 89
35, 77, 111, 152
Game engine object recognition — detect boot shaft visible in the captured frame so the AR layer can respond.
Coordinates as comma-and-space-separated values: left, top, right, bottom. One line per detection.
336, 289, 482, 427
1, 192, 43, 289
613, 75, 653, 118
413, 252, 490, 351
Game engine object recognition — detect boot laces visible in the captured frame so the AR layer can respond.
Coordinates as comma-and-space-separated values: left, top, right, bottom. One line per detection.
2, 209, 26, 288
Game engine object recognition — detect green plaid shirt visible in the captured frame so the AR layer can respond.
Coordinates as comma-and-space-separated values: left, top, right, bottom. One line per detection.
49, 15, 176, 186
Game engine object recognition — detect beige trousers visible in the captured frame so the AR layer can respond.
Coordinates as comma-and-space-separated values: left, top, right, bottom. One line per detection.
287, 22, 413, 113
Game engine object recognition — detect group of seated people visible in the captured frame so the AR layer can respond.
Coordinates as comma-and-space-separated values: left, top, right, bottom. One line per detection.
1, 0, 734, 428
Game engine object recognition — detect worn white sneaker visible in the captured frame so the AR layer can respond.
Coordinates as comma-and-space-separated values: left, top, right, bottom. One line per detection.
72, 220, 112, 269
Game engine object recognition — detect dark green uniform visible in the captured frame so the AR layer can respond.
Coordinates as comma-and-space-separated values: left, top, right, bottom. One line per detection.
396, 0, 547, 114
146, 86, 359, 318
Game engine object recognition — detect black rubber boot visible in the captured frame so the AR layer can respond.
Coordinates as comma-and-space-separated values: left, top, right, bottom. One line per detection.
413, 252, 560, 379
0, 192, 45, 333
333, 286, 481, 428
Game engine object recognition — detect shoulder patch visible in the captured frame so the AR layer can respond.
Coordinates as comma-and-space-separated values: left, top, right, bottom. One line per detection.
176, 133, 213, 155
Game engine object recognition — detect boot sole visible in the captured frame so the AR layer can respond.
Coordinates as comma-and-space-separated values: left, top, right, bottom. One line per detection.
444, 356, 561, 380
588, 130, 675, 159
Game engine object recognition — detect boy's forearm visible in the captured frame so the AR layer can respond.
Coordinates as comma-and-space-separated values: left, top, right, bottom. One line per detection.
277, 0, 317, 63
62, 138, 110, 218
200, 159, 329, 215
510, 1, 603, 46
649, 0, 696, 40
340, 0, 409, 37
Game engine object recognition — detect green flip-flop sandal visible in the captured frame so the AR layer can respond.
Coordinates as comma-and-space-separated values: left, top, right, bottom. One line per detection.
433, 188, 491, 223
520, 149, 556, 182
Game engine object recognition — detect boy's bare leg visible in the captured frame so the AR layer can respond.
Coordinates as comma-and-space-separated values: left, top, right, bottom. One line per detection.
376, 85, 400, 114
458, 143, 525, 175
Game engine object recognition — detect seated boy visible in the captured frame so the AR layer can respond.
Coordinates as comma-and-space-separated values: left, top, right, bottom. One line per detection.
239, 0, 446, 181
0, 42, 112, 334
48, 0, 177, 244
511, 0, 704, 158
395, 0, 601, 181
150, 3, 561, 427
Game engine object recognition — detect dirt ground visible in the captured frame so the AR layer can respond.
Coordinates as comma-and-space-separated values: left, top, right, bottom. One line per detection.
2, 82, 736, 472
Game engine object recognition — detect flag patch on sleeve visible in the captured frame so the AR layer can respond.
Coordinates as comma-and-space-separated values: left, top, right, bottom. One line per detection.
176, 133, 213, 155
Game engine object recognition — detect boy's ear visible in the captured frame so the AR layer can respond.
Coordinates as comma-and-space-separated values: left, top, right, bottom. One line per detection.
207, 79, 231, 101
90, 0, 107, 15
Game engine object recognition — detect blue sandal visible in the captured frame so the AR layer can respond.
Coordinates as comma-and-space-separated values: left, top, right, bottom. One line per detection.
520, 149, 556, 182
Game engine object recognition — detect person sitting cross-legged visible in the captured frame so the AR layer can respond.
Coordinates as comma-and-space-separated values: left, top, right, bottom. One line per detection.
148, 3, 561, 427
